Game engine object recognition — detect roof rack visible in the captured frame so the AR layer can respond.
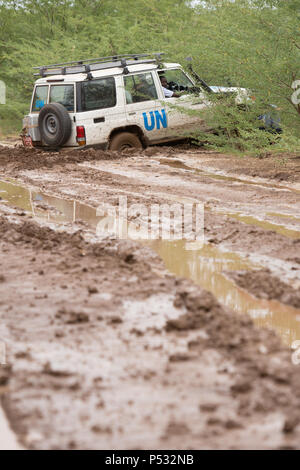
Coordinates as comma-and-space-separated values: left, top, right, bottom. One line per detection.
33, 52, 165, 78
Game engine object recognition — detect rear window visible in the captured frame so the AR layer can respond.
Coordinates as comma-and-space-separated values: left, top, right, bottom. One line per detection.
32, 85, 48, 112
81, 77, 116, 112
50, 84, 74, 112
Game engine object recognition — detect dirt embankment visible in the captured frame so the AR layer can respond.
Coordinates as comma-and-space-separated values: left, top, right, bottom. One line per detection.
227, 269, 300, 309
181, 150, 300, 183
0, 145, 126, 176
0, 212, 300, 449
1, 144, 299, 182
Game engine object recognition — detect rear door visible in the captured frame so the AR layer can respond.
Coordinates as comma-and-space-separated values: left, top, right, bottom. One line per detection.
75, 76, 126, 146
49, 83, 76, 146
123, 72, 167, 143
28, 83, 77, 145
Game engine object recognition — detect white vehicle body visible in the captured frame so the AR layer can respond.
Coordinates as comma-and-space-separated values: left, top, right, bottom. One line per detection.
23, 57, 248, 150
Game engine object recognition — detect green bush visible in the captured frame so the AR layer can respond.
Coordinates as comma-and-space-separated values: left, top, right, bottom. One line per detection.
188, 93, 298, 154
0, 0, 299, 154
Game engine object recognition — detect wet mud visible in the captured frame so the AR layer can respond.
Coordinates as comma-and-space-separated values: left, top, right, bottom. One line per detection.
0, 144, 300, 449
1, 213, 300, 449
227, 269, 300, 309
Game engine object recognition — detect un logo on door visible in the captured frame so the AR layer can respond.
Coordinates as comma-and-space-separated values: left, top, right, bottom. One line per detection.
143, 109, 167, 131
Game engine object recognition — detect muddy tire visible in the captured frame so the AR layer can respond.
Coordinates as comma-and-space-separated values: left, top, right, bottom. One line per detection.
38, 103, 72, 147
109, 132, 143, 151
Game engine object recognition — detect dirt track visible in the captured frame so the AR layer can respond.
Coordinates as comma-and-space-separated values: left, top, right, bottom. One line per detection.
0, 143, 300, 449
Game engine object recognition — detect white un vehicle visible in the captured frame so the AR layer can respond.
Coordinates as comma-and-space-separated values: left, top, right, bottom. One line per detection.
22, 53, 249, 151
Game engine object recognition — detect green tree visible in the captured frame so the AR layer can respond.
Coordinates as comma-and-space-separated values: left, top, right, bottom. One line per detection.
0, 0, 299, 147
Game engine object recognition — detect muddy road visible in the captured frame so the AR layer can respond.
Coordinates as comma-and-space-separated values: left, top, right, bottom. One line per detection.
0, 143, 300, 449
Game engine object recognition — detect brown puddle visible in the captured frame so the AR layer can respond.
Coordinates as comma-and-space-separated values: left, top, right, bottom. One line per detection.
145, 240, 300, 347
158, 157, 300, 194
1, 179, 299, 346
0, 179, 101, 228
214, 210, 300, 240
266, 212, 300, 224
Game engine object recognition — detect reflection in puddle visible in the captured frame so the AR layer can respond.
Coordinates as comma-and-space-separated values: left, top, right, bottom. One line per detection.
0, 181, 32, 212
159, 159, 192, 172
1, 178, 299, 346
0, 179, 101, 228
145, 240, 300, 347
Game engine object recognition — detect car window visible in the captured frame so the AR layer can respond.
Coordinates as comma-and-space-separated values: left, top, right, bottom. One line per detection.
159, 69, 194, 91
124, 73, 158, 104
32, 85, 48, 112
81, 77, 116, 112
50, 84, 74, 112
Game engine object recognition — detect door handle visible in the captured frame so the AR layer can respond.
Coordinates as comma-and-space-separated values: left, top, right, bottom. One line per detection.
128, 112, 136, 116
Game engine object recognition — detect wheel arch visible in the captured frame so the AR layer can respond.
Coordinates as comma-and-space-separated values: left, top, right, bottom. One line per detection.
108, 125, 148, 148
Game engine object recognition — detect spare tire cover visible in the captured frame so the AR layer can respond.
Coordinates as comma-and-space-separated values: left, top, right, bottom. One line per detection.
38, 103, 72, 147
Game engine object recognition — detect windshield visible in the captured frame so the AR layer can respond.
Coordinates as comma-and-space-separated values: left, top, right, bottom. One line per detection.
158, 69, 195, 92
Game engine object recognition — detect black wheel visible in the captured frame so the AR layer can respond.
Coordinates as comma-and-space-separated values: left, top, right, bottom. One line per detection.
38, 103, 72, 147
109, 132, 143, 151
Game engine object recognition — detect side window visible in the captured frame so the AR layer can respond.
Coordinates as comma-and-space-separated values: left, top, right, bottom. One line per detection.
124, 73, 158, 104
81, 78, 116, 112
32, 86, 48, 112
50, 85, 74, 112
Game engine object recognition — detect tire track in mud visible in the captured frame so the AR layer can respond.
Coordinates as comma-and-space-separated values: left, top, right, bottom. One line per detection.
12, 152, 300, 281
0, 145, 300, 449
0, 213, 300, 449
0, 147, 300, 345
1, 176, 300, 347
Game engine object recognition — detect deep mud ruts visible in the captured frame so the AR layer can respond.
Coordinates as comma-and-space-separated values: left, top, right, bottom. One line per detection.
0, 143, 300, 449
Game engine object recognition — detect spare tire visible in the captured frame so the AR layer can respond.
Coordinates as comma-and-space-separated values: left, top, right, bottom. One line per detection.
38, 103, 72, 147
